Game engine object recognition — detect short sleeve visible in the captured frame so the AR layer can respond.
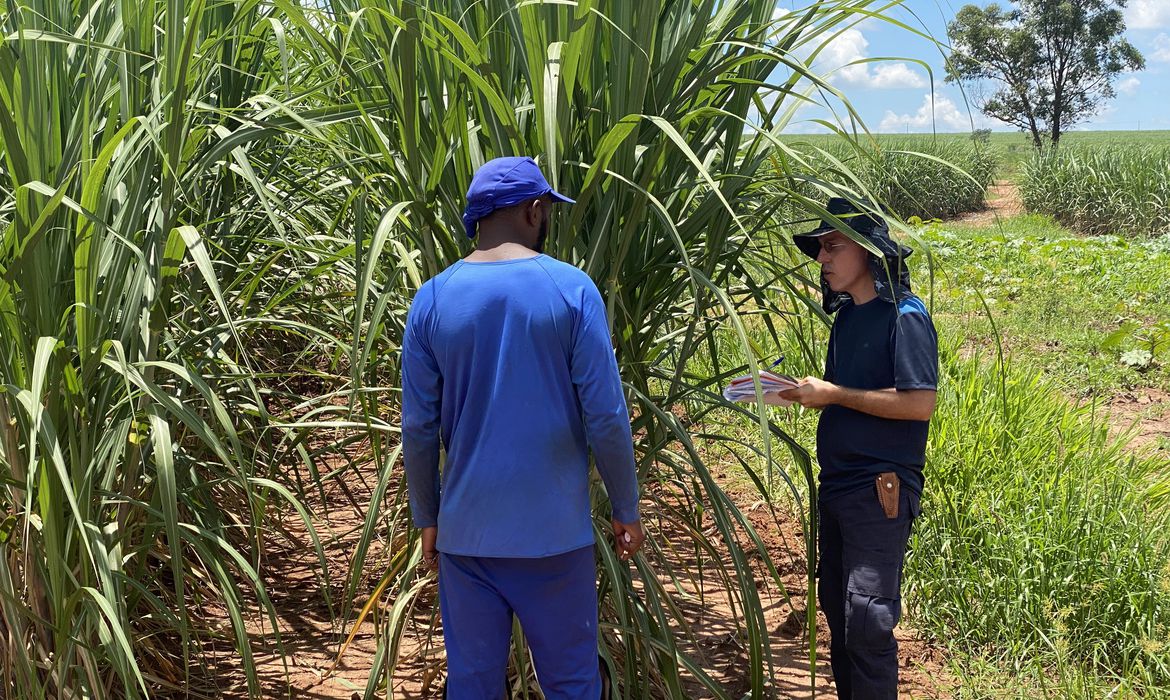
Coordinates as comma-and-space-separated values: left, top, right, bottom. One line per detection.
893, 298, 938, 391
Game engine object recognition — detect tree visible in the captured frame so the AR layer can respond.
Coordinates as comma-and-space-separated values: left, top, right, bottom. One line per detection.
946, 0, 1144, 147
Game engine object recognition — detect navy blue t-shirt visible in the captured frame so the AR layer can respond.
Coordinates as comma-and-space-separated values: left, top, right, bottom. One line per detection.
816, 295, 938, 502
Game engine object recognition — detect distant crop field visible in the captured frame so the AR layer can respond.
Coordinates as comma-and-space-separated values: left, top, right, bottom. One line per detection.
1020, 145, 1170, 237
784, 130, 1170, 179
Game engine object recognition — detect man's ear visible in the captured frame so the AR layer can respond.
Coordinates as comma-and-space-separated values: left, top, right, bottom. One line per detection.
525, 198, 544, 228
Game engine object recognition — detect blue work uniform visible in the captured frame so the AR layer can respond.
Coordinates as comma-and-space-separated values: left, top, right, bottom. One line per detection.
401, 254, 640, 699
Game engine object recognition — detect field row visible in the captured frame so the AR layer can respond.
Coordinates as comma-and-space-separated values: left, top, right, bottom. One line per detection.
783, 134, 1170, 238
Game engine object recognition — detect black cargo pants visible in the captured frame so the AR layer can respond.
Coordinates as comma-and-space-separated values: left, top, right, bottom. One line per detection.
818, 481, 921, 700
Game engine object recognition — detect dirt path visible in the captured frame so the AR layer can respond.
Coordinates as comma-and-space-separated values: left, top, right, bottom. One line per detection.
956, 180, 1023, 225
201, 457, 406, 699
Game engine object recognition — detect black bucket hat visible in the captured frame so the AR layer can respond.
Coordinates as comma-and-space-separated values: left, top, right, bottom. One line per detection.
792, 197, 915, 313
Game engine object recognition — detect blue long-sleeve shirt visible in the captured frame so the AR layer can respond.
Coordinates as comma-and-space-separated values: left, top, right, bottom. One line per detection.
400, 254, 640, 558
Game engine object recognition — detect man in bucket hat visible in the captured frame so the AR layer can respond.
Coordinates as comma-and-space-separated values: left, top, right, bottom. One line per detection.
401, 156, 643, 699
779, 197, 938, 699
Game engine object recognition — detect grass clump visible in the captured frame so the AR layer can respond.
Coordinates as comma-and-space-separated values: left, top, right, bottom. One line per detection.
906, 350, 1170, 695
862, 138, 998, 220
780, 137, 997, 221
1020, 146, 1170, 237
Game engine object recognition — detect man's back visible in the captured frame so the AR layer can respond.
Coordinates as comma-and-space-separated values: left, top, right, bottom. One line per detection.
401, 254, 638, 558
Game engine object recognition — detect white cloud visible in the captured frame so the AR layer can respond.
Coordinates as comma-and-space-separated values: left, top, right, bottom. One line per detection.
817, 28, 871, 83
878, 93, 984, 132
1093, 102, 1119, 120
1117, 75, 1141, 95
1127, 0, 1170, 29
1152, 33, 1170, 62
870, 63, 928, 89
812, 28, 928, 88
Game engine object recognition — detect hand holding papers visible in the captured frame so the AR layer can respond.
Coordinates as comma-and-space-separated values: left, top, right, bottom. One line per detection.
722, 369, 800, 406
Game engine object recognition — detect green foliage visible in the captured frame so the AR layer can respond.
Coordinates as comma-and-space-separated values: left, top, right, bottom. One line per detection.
0, 1, 339, 696
780, 137, 998, 220
919, 215, 1170, 394
863, 139, 997, 220
308, 0, 933, 694
947, 0, 1145, 146
909, 216, 1170, 695
1, 0, 1165, 696
907, 352, 1170, 693
1020, 145, 1170, 237
1, 0, 926, 696
1104, 320, 1170, 371
787, 129, 1170, 182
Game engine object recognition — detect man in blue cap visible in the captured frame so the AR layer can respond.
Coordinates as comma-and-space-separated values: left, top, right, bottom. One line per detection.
401, 156, 643, 699
778, 198, 938, 700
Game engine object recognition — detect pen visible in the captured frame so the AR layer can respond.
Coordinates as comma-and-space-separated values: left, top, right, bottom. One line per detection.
769, 354, 785, 369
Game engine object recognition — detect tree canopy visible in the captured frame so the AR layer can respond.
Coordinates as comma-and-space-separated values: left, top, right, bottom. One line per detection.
947, 0, 1144, 146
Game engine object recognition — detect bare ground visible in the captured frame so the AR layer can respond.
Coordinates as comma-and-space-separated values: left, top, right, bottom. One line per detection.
195, 448, 955, 699
1100, 388, 1170, 456
956, 180, 1023, 225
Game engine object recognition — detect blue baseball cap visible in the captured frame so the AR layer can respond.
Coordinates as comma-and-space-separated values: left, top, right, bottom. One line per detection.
462, 156, 575, 239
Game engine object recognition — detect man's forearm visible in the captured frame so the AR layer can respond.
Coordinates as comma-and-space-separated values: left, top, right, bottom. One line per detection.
403, 438, 441, 528
830, 386, 936, 421
588, 411, 640, 522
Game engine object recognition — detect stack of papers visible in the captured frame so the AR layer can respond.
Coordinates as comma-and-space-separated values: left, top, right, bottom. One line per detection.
722, 370, 800, 406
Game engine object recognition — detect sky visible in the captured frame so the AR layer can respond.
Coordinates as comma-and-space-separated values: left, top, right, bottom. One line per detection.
772, 0, 1170, 134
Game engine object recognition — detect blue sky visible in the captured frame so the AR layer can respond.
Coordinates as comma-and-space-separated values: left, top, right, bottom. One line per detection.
774, 0, 1170, 133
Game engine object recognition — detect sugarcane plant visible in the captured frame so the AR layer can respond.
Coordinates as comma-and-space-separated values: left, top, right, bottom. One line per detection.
0, 0, 924, 697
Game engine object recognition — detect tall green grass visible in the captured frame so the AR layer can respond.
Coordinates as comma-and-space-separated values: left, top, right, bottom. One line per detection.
15, 0, 1162, 697
780, 137, 997, 221
0, 1, 346, 696
907, 216, 1170, 694
1020, 146, 1170, 237
906, 347, 1170, 695
791, 130, 1170, 181
861, 138, 996, 220
306, 1, 849, 694
0, 0, 934, 697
